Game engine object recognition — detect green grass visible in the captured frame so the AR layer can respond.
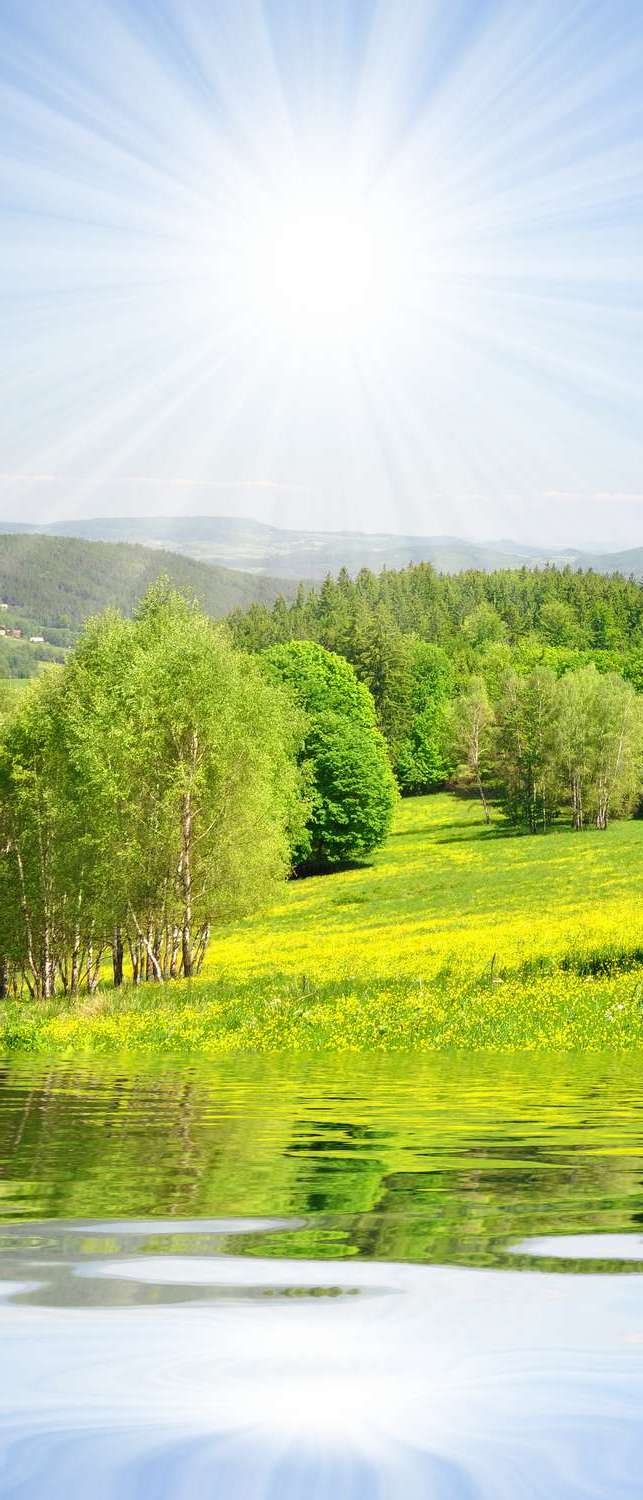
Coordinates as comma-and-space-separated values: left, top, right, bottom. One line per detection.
2, 793, 643, 1053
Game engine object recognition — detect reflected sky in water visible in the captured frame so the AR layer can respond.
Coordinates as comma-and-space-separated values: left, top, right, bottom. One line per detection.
1, 1220, 643, 1498
1, 1055, 643, 1496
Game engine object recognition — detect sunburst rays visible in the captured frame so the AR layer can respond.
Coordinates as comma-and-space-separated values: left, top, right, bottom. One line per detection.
0, 0, 641, 541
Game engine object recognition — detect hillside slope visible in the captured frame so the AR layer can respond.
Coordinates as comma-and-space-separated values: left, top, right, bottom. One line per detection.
0, 533, 295, 644
4, 794, 642, 1052
2, 515, 640, 580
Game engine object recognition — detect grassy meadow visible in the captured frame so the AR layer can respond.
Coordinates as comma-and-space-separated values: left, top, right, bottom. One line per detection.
2, 792, 642, 1054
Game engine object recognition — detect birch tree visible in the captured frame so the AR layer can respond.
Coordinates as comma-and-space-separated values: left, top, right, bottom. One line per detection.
60, 583, 307, 981
555, 666, 641, 830
0, 583, 307, 995
449, 677, 494, 823
0, 671, 94, 999
494, 668, 560, 831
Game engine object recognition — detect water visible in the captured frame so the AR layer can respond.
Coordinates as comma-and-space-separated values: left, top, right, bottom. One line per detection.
1, 1052, 643, 1497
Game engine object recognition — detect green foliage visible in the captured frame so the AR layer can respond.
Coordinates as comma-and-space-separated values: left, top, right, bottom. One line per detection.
263, 640, 397, 869
229, 559, 643, 662
555, 665, 642, 830
229, 559, 643, 794
347, 601, 414, 756
394, 641, 454, 792
3, 793, 643, 1053
0, 583, 305, 997
451, 661, 643, 833
303, 711, 398, 868
0, 668, 98, 999
538, 598, 580, 647
0, 679, 28, 721
0, 533, 295, 672
263, 638, 376, 725
494, 667, 561, 831
448, 676, 495, 821
462, 601, 507, 648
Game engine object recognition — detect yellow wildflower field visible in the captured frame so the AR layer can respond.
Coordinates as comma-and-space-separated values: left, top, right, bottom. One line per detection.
203, 793, 643, 986
3, 793, 642, 1053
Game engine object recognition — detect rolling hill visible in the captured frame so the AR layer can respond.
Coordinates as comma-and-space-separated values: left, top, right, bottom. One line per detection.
0, 533, 295, 646
1, 515, 641, 581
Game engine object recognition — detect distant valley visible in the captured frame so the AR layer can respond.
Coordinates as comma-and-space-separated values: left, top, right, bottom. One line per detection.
1, 515, 641, 581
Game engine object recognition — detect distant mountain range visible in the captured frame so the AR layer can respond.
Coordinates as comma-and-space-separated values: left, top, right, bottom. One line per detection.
0, 515, 641, 581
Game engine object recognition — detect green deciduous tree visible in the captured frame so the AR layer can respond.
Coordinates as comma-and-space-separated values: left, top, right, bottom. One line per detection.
538, 599, 580, 648
263, 639, 397, 869
448, 676, 495, 823
68, 584, 306, 980
0, 584, 306, 996
452, 662, 642, 833
462, 602, 507, 650
494, 667, 560, 831
556, 665, 641, 830
394, 641, 454, 794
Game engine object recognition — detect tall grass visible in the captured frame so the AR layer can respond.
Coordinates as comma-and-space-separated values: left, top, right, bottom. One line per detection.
1, 794, 642, 1052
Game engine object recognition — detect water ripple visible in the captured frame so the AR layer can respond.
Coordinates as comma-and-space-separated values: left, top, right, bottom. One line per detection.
1, 1218, 643, 1497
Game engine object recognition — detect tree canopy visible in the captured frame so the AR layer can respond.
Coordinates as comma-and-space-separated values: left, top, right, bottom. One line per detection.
0, 584, 306, 998
263, 640, 397, 870
449, 663, 642, 833
229, 560, 643, 799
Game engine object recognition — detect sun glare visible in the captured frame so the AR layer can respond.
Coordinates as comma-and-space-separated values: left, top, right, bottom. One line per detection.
268, 211, 375, 328
241, 189, 406, 349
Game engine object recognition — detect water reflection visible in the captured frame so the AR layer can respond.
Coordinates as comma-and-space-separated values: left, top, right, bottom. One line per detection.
1, 1054, 643, 1496
1, 1218, 643, 1497
2, 1053, 643, 1266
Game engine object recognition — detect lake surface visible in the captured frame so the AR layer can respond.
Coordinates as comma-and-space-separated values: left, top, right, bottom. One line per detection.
1, 1052, 643, 1497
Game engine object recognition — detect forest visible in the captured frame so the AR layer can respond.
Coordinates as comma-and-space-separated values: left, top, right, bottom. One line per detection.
0, 532, 292, 669
0, 584, 396, 1001
0, 561, 642, 1011
230, 561, 643, 827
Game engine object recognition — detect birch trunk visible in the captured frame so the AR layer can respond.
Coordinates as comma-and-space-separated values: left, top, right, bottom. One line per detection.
41, 930, 54, 1001
571, 773, 583, 831
70, 886, 83, 994
128, 906, 163, 983
180, 733, 198, 979
476, 768, 491, 825
181, 786, 193, 979
112, 927, 124, 987
127, 936, 140, 986
13, 843, 40, 997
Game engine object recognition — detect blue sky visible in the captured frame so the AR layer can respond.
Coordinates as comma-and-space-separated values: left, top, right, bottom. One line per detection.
0, 0, 641, 546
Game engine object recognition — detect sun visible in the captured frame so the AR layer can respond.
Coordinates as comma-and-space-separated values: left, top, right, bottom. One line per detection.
240, 186, 407, 351
266, 209, 377, 332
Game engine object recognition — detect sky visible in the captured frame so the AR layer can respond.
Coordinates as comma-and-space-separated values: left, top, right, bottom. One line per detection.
0, 0, 642, 548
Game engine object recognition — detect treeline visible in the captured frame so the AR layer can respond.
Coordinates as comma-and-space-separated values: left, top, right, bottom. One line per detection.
229, 561, 643, 660
2, 564, 642, 1003
452, 665, 641, 832
0, 586, 396, 1000
229, 562, 643, 806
